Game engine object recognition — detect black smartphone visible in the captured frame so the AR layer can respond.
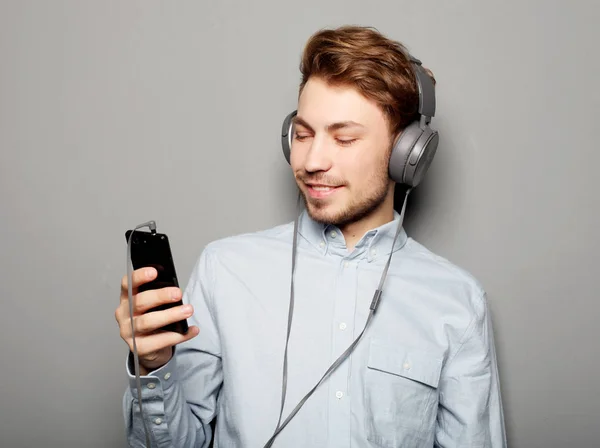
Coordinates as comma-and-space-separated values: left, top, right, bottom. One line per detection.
125, 229, 189, 335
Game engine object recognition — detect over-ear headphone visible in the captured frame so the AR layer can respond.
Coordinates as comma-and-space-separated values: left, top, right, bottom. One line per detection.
280, 54, 439, 188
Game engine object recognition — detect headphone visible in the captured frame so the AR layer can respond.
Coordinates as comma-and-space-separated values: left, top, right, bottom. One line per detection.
280, 54, 439, 188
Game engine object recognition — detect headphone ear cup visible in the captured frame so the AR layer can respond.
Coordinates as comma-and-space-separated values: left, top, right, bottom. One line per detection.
389, 121, 421, 185
389, 121, 439, 187
404, 126, 439, 187
281, 110, 297, 165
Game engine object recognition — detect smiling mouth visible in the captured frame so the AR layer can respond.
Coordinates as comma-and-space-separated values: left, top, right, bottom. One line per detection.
306, 184, 342, 199
310, 185, 337, 191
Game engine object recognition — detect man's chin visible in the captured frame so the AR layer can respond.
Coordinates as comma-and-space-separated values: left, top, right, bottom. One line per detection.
304, 202, 342, 225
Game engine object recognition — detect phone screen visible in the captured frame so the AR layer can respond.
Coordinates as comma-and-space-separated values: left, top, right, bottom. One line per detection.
125, 229, 189, 334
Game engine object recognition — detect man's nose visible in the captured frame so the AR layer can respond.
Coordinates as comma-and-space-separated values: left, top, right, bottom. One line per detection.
303, 136, 333, 173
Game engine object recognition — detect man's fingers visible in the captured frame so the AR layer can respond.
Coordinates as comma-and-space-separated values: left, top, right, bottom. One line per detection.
136, 304, 193, 334
116, 287, 183, 337
120, 304, 194, 337
120, 268, 157, 296
129, 326, 200, 357
134, 287, 182, 314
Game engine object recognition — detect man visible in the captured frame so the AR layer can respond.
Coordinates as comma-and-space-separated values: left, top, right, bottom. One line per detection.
116, 25, 506, 447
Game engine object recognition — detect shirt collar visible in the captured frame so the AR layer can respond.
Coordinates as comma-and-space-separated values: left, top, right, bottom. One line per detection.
297, 209, 408, 262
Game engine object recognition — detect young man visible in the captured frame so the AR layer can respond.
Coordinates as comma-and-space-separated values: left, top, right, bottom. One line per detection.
116, 26, 506, 447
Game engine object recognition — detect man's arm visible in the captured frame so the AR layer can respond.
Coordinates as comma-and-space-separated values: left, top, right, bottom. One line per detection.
123, 247, 223, 448
435, 291, 507, 448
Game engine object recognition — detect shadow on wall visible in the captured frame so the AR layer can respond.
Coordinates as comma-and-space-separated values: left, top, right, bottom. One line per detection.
394, 183, 421, 227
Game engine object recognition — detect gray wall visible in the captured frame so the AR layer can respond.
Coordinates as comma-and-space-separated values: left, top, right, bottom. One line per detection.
1, 1, 598, 447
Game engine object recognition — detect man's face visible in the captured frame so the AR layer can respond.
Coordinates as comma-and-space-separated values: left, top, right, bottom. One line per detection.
290, 77, 394, 228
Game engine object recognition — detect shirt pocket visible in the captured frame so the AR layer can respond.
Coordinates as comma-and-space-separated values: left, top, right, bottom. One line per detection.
364, 340, 443, 448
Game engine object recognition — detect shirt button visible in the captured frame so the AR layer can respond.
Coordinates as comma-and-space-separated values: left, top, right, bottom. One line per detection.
403, 362, 411, 370
319, 241, 325, 247
164, 372, 171, 380
335, 391, 344, 399
147, 383, 156, 389
154, 418, 162, 425
371, 249, 377, 256
330, 231, 337, 238
339, 322, 347, 330
343, 261, 349, 268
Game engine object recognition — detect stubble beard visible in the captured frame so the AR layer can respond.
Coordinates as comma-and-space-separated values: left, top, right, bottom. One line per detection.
298, 164, 390, 229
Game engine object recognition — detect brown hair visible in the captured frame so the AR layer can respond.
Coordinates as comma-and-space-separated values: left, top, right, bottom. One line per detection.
298, 25, 435, 136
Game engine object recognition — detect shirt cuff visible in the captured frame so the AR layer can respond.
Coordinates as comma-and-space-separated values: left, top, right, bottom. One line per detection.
126, 349, 178, 394
125, 351, 179, 443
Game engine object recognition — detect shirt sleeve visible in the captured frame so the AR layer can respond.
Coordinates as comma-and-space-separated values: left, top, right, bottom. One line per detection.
123, 247, 223, 448
434, 291, 507, 448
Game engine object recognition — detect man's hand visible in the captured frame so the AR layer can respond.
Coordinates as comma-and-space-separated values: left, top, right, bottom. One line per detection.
115, 267, 199, 375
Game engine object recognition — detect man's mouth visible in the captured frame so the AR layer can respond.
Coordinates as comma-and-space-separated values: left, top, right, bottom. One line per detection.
306, 184, 342, 198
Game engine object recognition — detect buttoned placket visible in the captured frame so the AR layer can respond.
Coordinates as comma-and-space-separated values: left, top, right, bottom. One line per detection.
325, 227, 367, 448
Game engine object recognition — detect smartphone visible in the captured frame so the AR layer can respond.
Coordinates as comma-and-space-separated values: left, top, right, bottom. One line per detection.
125, 229, 189, 335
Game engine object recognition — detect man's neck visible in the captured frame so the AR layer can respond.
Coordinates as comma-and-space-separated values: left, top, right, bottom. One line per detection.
339, 196, 396, 252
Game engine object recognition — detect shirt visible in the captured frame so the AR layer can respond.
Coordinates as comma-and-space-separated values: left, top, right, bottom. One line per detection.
123, 209, 507, 448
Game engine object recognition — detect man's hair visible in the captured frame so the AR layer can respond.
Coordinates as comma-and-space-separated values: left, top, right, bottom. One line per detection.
299, 25, 435, 136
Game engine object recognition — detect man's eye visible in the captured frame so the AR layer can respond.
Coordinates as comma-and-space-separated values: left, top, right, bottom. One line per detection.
336, 138, 357, 146
294, 134, 311, 141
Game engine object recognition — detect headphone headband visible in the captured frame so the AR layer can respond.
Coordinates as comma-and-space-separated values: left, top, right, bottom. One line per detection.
408, 55, 436, 121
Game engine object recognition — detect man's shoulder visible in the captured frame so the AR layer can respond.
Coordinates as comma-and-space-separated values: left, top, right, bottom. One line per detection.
404, 237, 485, 289
402, 236, 488, 312
201, 220, 294, 259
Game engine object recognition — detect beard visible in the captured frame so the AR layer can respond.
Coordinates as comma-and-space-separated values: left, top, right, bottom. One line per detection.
296, 165, 390, 229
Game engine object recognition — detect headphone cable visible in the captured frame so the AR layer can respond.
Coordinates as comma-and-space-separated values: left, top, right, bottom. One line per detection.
263, 188, 411, 447
126, 220, 158, 448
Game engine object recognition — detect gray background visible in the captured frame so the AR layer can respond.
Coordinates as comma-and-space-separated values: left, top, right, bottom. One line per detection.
1, 1, 598, 447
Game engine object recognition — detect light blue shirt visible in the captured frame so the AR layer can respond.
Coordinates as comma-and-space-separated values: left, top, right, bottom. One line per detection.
123, 209, 507, 447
